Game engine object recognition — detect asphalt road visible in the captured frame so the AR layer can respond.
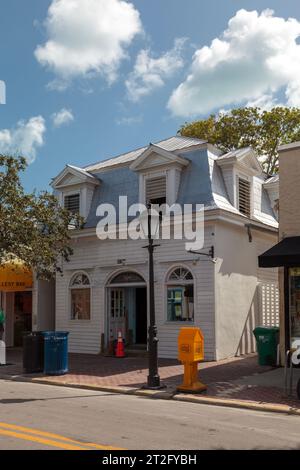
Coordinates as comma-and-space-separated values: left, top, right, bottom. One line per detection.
0, 379, 300, 450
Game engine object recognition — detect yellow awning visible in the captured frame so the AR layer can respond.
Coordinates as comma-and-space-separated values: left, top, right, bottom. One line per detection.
0, 260, 33, 292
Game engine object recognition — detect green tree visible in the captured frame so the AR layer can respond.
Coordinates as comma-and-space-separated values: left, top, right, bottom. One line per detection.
179, 107, 300, 175
0, 155, 82, 279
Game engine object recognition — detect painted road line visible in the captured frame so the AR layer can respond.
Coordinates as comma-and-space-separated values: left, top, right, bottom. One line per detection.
0, 422, 123, 450
0, 428, 90, 450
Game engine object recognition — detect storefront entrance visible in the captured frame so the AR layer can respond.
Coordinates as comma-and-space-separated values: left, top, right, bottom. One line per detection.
0, 260, 33, 347
107, 271, 147, 349
0, 291, 32, 347
13, 292, 32, 346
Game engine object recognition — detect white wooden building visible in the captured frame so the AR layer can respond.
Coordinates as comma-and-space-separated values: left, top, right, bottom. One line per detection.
51, 136, 279, 360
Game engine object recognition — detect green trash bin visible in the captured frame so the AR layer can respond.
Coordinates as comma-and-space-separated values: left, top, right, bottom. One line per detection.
253, 326, 279, 366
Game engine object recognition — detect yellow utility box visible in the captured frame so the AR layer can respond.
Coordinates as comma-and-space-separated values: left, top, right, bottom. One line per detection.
178, 328, 204, 363
177, 327, 207, 393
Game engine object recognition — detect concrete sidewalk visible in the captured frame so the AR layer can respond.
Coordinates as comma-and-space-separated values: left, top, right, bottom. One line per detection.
2, 349, 300, 414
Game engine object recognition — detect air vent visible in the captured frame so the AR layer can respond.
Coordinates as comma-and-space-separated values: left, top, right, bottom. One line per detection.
145, 176, 166, 205
238, 178, 251, 217
64, 194, 80, 214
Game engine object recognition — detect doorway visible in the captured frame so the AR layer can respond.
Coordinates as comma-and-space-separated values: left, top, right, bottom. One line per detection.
14, 292, 32, 346
135, 287, 147, 345
107, 271, 147, 349
1, 291, 32, 347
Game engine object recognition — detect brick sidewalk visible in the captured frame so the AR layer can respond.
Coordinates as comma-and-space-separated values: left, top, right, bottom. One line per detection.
2, 349, 300, 411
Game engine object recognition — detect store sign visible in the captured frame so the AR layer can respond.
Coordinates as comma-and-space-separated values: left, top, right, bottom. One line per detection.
0, 262, 33, 292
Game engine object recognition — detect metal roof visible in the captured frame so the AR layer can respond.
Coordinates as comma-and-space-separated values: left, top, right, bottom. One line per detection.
84, 136, 206, 172
264, 174, 279, 185
217, 147, 251, 160
67, 164, 96, 178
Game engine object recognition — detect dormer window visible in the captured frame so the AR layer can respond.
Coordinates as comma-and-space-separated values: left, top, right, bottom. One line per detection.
51, 165, 99, 221
238, 177, 251, 217
145, 176, 167, 206
64, 193, 80, 214
130, 144, 189, 207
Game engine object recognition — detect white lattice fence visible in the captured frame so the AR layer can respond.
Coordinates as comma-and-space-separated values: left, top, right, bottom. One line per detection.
236, 283, 280, 357
258, 283, 280, 327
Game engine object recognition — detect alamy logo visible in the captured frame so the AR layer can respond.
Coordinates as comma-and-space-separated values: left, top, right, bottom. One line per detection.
0, 80, 6, 104
291, 340, 300, 365
95, 197, 205, 251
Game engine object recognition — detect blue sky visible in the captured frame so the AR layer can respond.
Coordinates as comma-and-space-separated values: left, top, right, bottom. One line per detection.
0, 0, 300, 192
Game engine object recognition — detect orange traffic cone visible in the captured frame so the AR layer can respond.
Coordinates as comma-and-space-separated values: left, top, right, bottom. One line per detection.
115, 331, 125, 358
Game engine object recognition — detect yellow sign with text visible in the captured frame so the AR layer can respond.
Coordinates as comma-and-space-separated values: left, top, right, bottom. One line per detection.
0, 261, 33, 292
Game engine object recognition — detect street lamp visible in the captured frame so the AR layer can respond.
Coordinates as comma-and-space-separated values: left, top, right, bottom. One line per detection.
139, 203, 165, 389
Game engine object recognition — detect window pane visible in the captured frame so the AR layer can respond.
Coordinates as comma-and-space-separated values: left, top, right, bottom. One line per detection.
169, 267, 193, 282
110, 272, 144, 284
71, 288, 90, 320
167, 285, 194, 321
71, 274, 90, 287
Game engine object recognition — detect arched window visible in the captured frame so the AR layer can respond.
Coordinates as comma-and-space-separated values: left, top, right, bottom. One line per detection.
166, 267, 194, 322
70, 273, 91, 320
110, 271, 145, 285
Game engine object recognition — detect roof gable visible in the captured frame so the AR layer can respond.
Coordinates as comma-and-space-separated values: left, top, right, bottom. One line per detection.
51, 165, 99, 189
217, 147, 262, 175
129, 144, 189, 171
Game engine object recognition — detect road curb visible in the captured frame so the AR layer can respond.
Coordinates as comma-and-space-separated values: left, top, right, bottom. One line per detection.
1, 373, 299, 416
30, 378, 176, 400
173, 394, 300, 416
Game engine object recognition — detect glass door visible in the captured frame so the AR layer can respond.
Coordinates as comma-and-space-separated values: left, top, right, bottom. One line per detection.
109, 288, 125, 340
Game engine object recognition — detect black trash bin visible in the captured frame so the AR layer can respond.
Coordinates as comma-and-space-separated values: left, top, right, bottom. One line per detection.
23, 332, 44, 373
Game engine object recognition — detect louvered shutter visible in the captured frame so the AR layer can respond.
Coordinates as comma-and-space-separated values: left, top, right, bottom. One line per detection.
238, 178, 251, 217
145, 176, 166, 203
64, 194, 80, 214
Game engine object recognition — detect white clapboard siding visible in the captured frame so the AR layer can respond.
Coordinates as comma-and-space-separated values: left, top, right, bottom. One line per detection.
155, 229, 216, 360
55, 224, 216, 358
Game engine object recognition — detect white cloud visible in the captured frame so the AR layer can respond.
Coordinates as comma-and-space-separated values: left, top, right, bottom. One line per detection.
52, 108, 74, 127
35, 0, 142, 88
245, 94, 283, 111
126, 38, 186, 102
168, 9, 300, 117
0, 116, 46, 163
116, 115, 143, 125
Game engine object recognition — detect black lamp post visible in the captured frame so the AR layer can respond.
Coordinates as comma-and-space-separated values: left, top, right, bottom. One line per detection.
140, 203, 165, 389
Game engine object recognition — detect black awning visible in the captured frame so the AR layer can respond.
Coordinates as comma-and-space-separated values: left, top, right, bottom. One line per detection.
258, 236, 300, 268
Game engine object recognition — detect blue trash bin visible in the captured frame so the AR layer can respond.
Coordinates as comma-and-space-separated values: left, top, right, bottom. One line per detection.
42, 331, 69, 375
